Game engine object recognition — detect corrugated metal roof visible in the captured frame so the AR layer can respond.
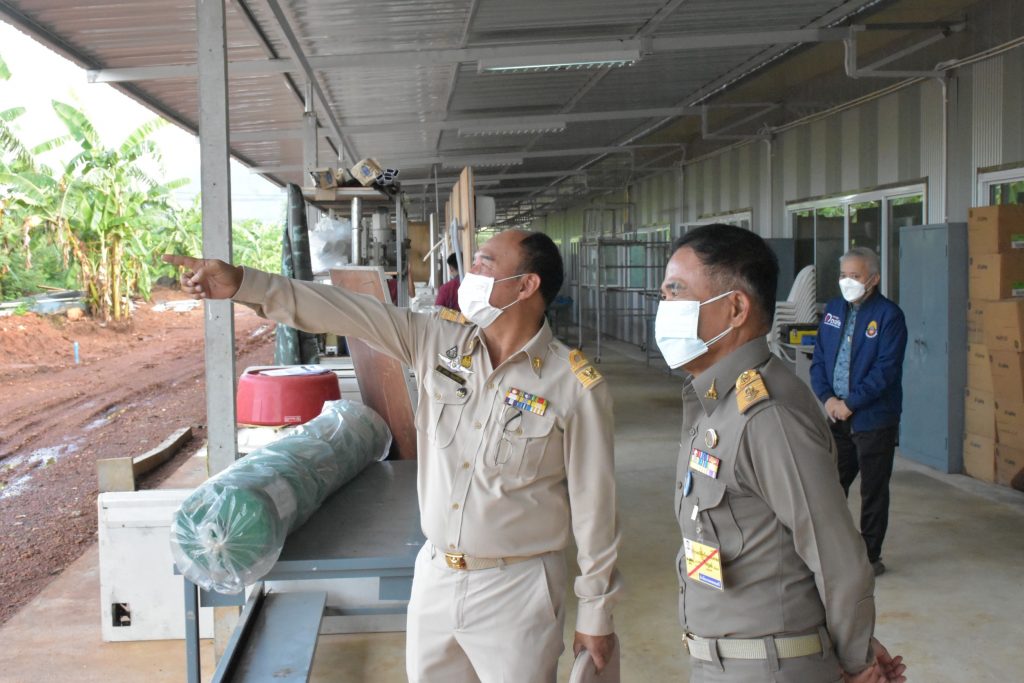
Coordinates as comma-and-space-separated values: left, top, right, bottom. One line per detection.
0, 0, 982, 217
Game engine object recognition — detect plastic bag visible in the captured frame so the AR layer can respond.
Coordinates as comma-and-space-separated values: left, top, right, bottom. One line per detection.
309, 216, 353, 274
169, 400, 392, 593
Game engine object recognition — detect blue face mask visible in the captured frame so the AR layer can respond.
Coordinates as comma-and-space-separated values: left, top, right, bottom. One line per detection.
654, 291, 734, 369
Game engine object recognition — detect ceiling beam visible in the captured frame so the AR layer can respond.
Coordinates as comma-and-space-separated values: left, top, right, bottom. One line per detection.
262, 0, 357, 163
86, 28, 856, 83
248, 143, 683, 175
228, 103, 778, 141
507, 0, 889, 218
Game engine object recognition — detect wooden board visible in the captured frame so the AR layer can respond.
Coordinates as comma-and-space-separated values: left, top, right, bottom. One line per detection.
407, 220, 431, 283
329, 267, 418, 460
447, 166, 477, 270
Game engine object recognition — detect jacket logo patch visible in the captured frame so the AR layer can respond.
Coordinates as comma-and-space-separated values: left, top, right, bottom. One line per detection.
823, 313, 842, 329
865, 320, 878, 339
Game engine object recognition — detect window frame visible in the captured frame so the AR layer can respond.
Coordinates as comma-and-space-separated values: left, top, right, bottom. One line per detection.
786, 183, 927, 302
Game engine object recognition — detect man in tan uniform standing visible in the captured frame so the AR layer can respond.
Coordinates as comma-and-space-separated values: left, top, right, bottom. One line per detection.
164, 229, 622, 682
653, 225, 906, 683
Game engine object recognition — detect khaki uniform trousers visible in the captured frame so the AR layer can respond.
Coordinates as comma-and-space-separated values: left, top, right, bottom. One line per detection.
406, 542, 567, 683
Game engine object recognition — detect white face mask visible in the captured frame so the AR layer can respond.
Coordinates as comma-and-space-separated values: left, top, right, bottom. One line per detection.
655, 290, 735, 369
457, 272, 524, 328
839, 277, 867, 303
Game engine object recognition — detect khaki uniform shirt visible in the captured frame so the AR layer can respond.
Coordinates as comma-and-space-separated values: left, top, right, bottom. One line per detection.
675, 337, 875, 673
234, 268, 623, 635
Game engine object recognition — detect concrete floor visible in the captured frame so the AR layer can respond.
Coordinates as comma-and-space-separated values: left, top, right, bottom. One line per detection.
1, 341, 1022, 682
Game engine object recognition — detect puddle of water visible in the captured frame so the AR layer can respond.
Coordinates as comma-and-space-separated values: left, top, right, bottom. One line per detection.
250, 324, 269, 338
3, 441, 82, 473
0, 473, 33, 499
85, 417, 109, 431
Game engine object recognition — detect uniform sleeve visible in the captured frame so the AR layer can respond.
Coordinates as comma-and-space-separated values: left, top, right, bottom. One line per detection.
844, 307, 908, 412
563, 381, 625, 636
738, 405, 876, 674
233, 267, 424, 367
809, 319, 834, 403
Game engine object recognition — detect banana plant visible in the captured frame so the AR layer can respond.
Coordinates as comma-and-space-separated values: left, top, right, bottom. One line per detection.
47, 101, 185, 320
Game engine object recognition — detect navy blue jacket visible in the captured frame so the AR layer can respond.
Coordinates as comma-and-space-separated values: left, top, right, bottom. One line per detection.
810, 290, 908, 433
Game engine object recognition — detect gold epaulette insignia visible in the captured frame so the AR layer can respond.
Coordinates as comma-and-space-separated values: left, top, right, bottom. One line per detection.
574, 363, 603, 390
568, 348, 589, 371
438, 307, 470, 325
735, 369, 770, 414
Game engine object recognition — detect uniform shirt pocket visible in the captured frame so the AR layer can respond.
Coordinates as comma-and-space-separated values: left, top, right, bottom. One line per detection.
418, 376, 471, 448
689, 475, 744, 562
484, 410, 557, 482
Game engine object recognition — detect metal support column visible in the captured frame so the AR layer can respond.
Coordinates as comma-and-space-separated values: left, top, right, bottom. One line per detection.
196, 0, 237, 476
428, 213, 438, 288
596, 242, 603, 363
303, 81, 319, 232
396, 194, 408, 307
350, 196, 362, 265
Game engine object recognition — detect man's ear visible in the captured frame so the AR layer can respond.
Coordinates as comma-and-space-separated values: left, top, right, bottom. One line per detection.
520, 273, 542, 300
730, 290, 754, 327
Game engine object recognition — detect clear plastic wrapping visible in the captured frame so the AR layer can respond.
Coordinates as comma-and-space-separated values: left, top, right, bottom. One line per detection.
169, 400, 392, 593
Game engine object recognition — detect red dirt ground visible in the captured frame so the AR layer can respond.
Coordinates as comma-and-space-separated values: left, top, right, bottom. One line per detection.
0, 287, 276, 625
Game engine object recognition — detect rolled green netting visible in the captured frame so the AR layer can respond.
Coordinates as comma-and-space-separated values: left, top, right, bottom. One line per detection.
169, 399, 392, 593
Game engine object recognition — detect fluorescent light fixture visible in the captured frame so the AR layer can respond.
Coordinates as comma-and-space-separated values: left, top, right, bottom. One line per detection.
477, 49, 640, 74
441, 155, 525, 169
457, 118, 567, 137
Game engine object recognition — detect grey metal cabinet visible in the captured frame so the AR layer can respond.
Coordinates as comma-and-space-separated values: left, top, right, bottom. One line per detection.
898, 223, 967, 473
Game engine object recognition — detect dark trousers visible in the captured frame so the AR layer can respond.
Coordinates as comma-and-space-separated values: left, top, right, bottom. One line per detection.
830, 421, 898, 563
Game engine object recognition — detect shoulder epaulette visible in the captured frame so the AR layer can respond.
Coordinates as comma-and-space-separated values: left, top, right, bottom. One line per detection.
438, 307, 470, 325
568, 348, 603, 389
735, 369, 770, 414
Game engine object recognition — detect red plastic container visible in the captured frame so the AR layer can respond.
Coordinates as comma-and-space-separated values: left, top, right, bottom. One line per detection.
236, 366, 341, 426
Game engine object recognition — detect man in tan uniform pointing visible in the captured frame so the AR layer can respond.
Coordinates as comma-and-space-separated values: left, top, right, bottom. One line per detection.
165, 229, 622, 682
653, 225, 906, 683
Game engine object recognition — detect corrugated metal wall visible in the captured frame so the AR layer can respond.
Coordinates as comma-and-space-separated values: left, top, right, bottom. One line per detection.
533, 45, 1024, 346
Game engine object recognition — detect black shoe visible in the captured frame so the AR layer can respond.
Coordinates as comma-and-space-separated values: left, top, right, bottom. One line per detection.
871, 560, 886, 576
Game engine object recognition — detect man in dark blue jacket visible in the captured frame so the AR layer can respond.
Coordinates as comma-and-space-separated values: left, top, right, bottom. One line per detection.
810, 247, 908, 577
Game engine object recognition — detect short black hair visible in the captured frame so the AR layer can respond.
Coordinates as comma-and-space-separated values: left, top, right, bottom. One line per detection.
518, 232, 564, 307
671, 224, 778, 328
447, 252, 459, 269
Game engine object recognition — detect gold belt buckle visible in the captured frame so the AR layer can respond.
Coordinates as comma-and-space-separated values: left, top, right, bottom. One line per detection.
444, 552, 467, 570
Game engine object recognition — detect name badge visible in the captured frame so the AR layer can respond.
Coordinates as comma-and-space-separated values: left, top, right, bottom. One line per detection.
689, 448, 721, 479
434, 364, 466, 386
503, 387, 548, 416
684, 537, 723, 590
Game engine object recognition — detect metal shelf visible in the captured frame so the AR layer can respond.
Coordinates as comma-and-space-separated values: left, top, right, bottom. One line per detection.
301, 186, 395, 211
575, 236, 670, 364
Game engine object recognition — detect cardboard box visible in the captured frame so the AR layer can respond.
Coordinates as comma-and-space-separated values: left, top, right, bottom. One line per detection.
968, 205, 1024, 254
967, 299, 990, 344
309, 167, 338, 190
994, 399, 1024, 444
963, 433, 996, 483
349, 158, 383, 187
967, 343, 993, 392
968, 253, 1024, 300
984, 299, 1024, 352
964, 388, 997, 439
996, 444, 1024, 487
989, 350, 1024, 405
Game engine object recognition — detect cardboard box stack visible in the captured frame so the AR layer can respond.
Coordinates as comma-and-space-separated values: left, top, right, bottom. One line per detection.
966, 205, 1024, 487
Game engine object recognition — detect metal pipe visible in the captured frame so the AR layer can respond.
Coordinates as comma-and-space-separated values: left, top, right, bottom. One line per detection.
396, 194, 408, 307
428, 213, 438, 288
350, 196, 362, 265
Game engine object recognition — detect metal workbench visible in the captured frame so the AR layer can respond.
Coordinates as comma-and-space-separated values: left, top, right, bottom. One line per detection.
183, 459, 423, 682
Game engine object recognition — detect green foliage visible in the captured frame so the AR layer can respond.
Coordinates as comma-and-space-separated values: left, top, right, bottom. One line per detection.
233, 218, 282, 273
0, 66, 281, 311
